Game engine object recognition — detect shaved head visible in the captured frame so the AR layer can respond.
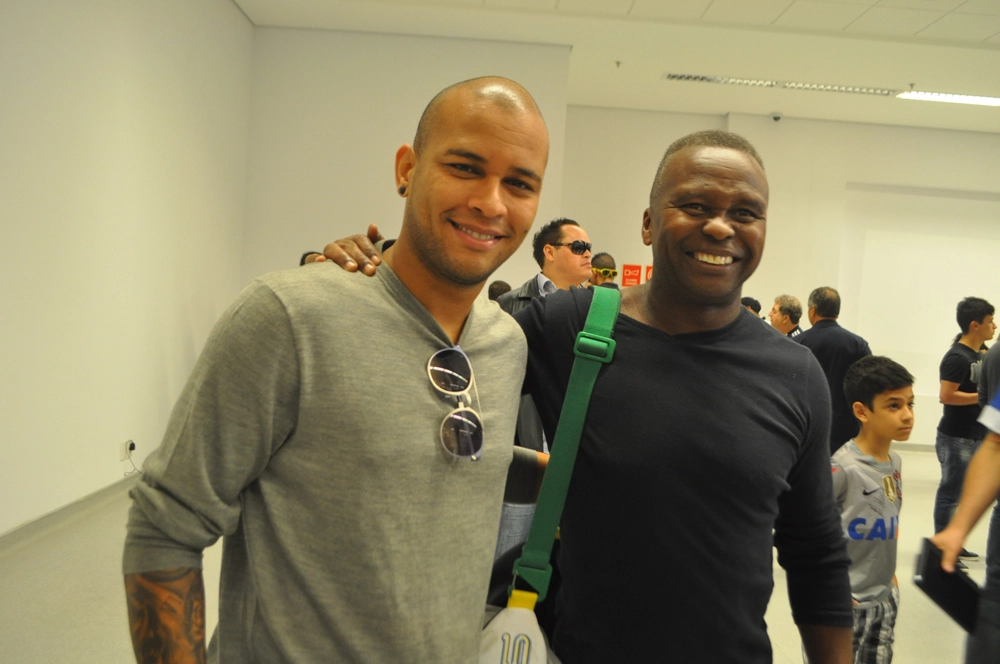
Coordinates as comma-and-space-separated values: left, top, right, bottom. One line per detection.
391, 75, 549, 292
413, 76, 545, 154
650, 130, 764, 206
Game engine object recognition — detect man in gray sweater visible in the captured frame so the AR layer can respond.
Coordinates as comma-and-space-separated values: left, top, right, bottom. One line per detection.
122, 76, 549, 663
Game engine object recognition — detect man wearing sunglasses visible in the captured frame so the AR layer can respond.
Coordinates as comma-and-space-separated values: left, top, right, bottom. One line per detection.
122, 77, 551, 664
324, 130, 853, 663
588, 252, 618, 289
496, 217, 593, 316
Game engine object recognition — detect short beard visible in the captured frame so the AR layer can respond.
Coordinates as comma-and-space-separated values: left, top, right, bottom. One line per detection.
404, 210, 502, 288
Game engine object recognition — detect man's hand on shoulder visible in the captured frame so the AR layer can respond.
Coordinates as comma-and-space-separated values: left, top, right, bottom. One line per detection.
321, 223, 384, 275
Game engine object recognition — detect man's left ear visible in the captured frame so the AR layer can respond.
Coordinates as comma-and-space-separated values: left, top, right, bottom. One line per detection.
395, 144, 416, 197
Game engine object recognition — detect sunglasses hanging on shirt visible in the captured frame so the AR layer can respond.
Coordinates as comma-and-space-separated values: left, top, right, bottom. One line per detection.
427, 346, 484, 461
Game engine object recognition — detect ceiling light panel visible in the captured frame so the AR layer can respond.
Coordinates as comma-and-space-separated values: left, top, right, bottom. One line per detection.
485, 0, 557, 9
701, 0, 798, 25
665, 72, 1000, 107
558, 0, 633, 15
955, 0, 1000, 16
897, 91, 1000, 106
878, 0, 966, 11
845, 6, 945, 36
629, 0, 713, 20
772, 1, 870, 31
916, 12, 1000, 41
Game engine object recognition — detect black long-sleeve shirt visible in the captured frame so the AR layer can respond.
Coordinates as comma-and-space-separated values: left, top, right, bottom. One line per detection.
516, 289, 851, 663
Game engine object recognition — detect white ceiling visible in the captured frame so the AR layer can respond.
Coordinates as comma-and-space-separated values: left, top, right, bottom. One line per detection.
233, 0, 1000, 133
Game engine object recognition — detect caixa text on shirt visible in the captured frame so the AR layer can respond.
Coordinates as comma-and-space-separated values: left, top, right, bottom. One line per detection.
847, 516, 899, 540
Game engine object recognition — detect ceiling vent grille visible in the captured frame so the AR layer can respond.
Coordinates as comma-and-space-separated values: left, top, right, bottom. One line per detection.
664, 73, 897, 97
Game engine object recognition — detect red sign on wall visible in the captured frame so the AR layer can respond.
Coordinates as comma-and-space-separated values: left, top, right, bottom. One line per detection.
621, 264, 642, 287
645, 265, 654, 282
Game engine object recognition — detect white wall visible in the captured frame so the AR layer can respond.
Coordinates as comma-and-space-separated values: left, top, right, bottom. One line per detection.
242, 28, 571, 289
0, 18, 570, 533
842, 184, 1000, 393
737, 114, 1000, 446
562, 106, 727, 283
5, 4, 1000, 532
0, 0, 253, 535
563, 106, 1000, 445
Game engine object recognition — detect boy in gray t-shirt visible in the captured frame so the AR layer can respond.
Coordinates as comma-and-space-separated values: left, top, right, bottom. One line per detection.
829, 356, 915, 664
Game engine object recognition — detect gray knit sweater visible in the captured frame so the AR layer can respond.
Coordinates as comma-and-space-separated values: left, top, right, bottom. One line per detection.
124, 261, 528, 663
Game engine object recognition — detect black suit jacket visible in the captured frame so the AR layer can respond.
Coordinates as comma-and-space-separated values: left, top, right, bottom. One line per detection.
797, 319, 872, 452
497, 275, 542, 316
495, 275, 547, 466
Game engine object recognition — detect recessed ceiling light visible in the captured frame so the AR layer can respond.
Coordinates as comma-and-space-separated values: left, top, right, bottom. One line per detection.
896, 91, 1000, 107
664, 73, 1000, 107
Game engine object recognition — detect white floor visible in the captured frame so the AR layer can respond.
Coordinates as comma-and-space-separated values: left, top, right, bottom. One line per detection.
0, 447, 992, 663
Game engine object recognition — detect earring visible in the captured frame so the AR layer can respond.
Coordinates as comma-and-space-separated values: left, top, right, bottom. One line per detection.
398, 185, 406, 195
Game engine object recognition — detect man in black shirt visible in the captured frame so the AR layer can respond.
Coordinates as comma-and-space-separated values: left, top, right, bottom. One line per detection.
796, 287, 872, 452
517, 132, 851, 664
934, 296, 996, 537
322, 130, 853, 663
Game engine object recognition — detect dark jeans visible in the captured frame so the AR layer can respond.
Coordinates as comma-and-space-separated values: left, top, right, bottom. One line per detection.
965, 503, 1000, 663
934, 431, 983, 534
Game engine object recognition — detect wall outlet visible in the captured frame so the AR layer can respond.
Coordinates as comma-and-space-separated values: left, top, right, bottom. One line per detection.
120, 439, 136, 462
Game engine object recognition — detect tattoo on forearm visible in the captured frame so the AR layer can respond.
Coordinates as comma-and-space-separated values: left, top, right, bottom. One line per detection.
125, 568, 206, 664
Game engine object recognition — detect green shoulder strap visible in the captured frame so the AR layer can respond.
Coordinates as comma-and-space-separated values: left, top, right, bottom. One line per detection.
510, 286, 620, 603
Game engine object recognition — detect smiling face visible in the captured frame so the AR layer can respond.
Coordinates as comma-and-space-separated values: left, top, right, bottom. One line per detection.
395, 87, 549, 288
642, 145, 768, 310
